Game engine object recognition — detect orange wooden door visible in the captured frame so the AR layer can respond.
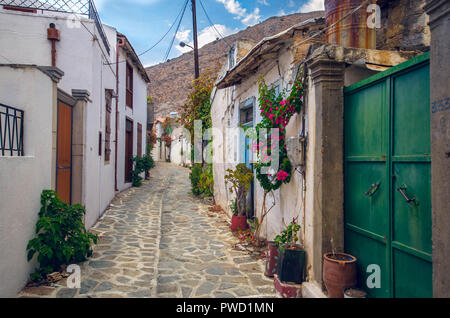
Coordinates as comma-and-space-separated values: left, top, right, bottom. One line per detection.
56, 100, 72, 204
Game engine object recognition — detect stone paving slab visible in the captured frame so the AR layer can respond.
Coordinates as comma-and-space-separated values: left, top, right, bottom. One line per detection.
18, 162, 277, 298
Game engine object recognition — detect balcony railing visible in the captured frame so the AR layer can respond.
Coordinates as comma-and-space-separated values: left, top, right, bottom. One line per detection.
0, 0, 110, 54
0, 103, 24, 156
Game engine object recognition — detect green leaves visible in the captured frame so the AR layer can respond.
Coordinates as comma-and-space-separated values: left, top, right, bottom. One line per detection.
274, 219, 301, 248
26, 190, 98, 282
190, 164, 214, 198
225, 164, 254, 217
131, 154, 155, 187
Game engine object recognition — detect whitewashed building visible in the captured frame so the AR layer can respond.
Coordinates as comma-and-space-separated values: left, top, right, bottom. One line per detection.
0, 1, 148, 297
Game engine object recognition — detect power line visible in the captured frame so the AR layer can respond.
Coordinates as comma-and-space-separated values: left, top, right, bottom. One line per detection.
198, 0, 233, 48
106, 0, 189, 66
163, 0, 189, 62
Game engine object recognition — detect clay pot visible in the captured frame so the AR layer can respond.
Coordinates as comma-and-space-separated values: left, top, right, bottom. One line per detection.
264, 242, 279, 277
323, 252, 357, 298
231, 215, 248, 232
277, 245, 306, 284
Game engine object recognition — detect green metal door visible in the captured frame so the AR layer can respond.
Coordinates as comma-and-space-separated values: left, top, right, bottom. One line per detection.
344, 53, 432, 298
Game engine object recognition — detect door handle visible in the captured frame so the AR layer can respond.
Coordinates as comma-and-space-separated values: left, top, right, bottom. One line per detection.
397, 184, 417, 205
365, 182, 380, 197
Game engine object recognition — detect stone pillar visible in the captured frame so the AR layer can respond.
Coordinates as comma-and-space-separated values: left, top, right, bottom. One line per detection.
71, 89, 90, 206
306, 56, 345, 285
424, 0, 450, 298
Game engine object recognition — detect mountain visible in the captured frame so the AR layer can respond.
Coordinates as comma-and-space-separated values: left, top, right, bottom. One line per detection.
146, 11, 325, 119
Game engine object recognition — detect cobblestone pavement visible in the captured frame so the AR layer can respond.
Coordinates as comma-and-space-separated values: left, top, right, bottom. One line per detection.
19, 162, 277, 298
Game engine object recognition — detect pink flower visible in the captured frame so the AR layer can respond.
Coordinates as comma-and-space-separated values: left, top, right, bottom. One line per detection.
276, 171, 289, 181
280, 100, 287, 106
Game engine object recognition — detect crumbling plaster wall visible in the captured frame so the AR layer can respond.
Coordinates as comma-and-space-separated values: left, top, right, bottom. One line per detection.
377, 0, 430, 52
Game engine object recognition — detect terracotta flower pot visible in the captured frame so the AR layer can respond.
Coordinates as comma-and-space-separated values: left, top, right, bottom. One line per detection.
231, 215, 248, 232
264, 242, 279, 277
323, 252, 357, 298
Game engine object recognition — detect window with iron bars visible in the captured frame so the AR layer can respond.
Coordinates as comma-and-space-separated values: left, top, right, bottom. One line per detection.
0, 103, 24, 156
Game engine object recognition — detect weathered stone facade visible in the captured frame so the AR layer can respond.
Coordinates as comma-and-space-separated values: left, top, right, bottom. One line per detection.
377, 0, 431, 51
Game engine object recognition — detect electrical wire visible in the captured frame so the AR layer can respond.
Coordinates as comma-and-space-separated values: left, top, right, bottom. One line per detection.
198, 0, 233, 48
163, 0, 189, 62
106, 0, 189, 66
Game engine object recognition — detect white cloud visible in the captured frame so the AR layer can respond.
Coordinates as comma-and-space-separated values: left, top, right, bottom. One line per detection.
241, 7, 261, 26
257, 0, 269, 6
175, 24, 238, 54
299, 0, 324, 13
278, 9, 286, 16
216, 0, 247, 17
176, 29, 191, 43
216, 0, 262, 26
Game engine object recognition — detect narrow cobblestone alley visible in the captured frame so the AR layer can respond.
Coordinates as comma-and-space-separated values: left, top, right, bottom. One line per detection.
19, 163, 277, 298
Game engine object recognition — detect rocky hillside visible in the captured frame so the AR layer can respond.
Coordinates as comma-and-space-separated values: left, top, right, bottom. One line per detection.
146, 11, 324, 119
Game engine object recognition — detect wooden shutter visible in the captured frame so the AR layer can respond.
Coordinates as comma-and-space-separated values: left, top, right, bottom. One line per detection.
105, 90, 112, 162
126, 63, 133, 108
137, 123, 142, 157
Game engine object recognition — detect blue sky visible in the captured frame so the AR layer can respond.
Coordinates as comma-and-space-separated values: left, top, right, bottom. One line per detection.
94, 0, 324, 67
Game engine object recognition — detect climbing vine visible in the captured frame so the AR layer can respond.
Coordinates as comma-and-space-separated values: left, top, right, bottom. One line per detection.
253, 70, 305, 192
250, 69, 306, 243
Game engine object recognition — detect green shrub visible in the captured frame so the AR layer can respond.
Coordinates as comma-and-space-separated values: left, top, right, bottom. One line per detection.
198, 164, 214, 198
27, 190, 98, 281
131, 155, 147, 187
189, 163, 203, 195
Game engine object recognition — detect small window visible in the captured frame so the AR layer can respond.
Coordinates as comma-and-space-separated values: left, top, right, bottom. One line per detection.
240, 98, 254, 125
126, 63, 133, 108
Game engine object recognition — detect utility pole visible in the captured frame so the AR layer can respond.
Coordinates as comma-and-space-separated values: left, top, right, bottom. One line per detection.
192, 0, 200, 79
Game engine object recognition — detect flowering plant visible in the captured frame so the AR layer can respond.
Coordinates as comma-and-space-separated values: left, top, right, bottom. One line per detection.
249, 69, 305, 244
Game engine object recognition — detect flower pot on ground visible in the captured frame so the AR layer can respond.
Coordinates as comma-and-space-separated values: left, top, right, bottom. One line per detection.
273, 218, 305, 284
277, 244, 306, 284
229, 199, 248, 232
231, 215, 248, 232
224, 164, 253, 232
323, 252, 357, 298
264, 241, 279, 277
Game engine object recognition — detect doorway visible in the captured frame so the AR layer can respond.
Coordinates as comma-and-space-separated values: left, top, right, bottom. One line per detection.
56, 99, 73, 204
125, 118, 133, 183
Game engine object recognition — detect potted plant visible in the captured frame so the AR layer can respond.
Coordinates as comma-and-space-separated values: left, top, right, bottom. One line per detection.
274, 218, 305, 284
225, 164, 253, 232
323, 252, 357, 298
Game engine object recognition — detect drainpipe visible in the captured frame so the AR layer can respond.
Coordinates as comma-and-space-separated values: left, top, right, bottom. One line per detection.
115, 37, 126, 191
47, 23, 60, 67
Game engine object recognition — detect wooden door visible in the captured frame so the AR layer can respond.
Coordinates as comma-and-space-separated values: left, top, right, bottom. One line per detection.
125, 118, 133, 183
56, 100, 73, 204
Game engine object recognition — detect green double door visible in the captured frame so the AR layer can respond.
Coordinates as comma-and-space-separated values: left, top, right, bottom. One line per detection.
344, 53, 432, 298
